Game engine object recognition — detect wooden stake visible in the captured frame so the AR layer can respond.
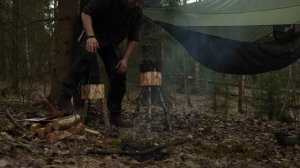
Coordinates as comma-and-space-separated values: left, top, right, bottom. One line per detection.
99, 99, 111, 131
30, 123, 42, 134
147, 87, 152, 132
37, 128, 46, 139
157, 87, 171, 130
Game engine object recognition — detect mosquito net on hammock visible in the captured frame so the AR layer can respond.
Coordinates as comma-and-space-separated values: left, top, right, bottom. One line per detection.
143, 0, 300, 75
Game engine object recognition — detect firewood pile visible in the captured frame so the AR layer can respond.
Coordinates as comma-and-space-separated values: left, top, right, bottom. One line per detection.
3, 99, 89, 144
29, 114, 84, 144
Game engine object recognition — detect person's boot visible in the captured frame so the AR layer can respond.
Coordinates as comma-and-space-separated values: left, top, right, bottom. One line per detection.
110, 114, 133, 128
57, 94, 73, 116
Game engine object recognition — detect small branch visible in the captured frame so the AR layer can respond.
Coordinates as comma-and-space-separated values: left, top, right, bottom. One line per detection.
85, 128, 100, 135
87, 139, 189, 156
25, 17, 73, 26
27, 18, 56, 25
4, 139, 37, 154
5, 110, 28, 133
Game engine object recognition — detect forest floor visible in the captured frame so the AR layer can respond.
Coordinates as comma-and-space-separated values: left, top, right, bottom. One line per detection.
0, 92, 299, 168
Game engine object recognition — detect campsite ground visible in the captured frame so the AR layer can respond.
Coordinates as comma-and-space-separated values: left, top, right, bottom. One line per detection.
0, 90, 299, 168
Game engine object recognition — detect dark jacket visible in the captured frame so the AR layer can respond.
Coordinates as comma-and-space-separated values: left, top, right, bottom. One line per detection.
82, 0, 143, 45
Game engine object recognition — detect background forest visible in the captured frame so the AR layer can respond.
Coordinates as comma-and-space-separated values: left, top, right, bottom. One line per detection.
1, 0, 299, 123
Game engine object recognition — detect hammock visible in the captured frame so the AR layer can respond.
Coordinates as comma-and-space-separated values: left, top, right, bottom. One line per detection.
143, 0, 300, 74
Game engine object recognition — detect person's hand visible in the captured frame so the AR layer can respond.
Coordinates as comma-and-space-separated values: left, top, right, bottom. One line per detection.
115, 59, 128, 74
86, 37, 99, 53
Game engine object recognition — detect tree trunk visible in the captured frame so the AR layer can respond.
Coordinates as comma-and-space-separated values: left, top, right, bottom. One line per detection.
9, 0, 20, 89
48, 0, 79, 104
0, 5, 7, 81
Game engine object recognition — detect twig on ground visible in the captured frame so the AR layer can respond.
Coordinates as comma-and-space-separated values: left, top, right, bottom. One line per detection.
85, 128, 100, 135
4, 139, 37, 154
5, 110, 29, 133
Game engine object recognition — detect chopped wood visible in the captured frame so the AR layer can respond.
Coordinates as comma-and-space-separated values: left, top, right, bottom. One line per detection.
140, 72, 162, 86
81, 84, 105, 100
47, 122, 84, 144
45, 123, 53, 134
30, 123, 42, 134
87, 139, 189, 156
52, 114, 81, 131
37, 128, 46, 139
68, 122, 85, 135
47, 131, 72, 144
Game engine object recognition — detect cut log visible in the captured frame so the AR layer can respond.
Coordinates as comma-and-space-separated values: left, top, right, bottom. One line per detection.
52, 114, 81, 131
47, 122, 84, 144
37, 128, 46, 139
81, 84, 105, 100
47, 131, 72, 144
45, 123, 53, 134
30, 123, 42, 134
68, 122, 85, 135
140, 72, 162, 86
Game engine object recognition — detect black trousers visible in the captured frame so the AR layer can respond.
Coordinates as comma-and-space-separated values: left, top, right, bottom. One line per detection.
62, 38, 126, 116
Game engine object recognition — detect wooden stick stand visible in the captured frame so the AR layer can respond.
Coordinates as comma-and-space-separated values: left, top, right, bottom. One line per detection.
80, 84, 111, 131
136, 72, 171, 132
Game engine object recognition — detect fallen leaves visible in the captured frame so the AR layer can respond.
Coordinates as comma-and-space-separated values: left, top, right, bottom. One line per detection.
0, 98, 299, 168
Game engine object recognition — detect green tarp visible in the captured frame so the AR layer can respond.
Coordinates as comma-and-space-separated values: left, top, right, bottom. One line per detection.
143, 0, 300, 74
